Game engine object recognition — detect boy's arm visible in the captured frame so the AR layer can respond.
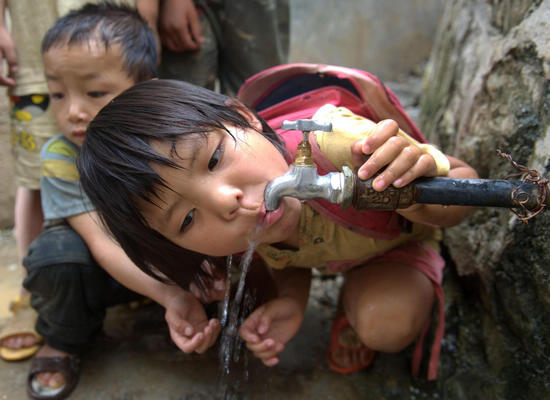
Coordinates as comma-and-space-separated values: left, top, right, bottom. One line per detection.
0, 0, 17, 87
67, 211, 172, 305
67, 211, 221, 352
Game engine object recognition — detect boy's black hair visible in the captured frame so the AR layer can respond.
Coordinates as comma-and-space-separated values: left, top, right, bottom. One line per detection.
42, 1, 157, 82
78, 79, 285, 290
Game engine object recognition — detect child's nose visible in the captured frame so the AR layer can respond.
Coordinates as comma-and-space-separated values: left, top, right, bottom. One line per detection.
67, 101, 87, 122
213, 185, 242, 220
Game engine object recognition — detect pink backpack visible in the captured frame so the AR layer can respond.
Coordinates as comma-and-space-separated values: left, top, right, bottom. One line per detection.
238, 63, 427, 240
238, 63, 445, 381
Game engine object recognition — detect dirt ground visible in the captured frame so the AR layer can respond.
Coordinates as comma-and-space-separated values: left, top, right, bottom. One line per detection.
0, 227, 441, 400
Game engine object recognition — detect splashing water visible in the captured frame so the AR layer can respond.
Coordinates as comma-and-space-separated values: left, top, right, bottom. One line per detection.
218, 225, 263, 399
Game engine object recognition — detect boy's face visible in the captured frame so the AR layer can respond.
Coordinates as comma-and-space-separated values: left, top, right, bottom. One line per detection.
43, 41, 136, 147
140, 123, 303, 256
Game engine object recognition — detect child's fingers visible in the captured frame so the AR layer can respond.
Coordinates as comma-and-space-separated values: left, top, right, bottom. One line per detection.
174, 331, 205, 353
370, 144, 426, 190
255, 342, 285, 360
167, 315, 194, 338
204, 319, 222, 349
240, 326, 261, 344
358, 135, 410, 180
194, 324, 214, 354
194, 319, 220, 353
247, 339, 285, 360
392, 153, 438, 188
361, 120, 400, 155
246, 338, 275, 353
262, 357, 280, 367
257, 315, 271, 335
239, 305, 267, 343
350, 140, 370, 169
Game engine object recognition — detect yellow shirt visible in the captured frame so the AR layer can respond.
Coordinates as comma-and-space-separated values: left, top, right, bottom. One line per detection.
255, 105, 442, 273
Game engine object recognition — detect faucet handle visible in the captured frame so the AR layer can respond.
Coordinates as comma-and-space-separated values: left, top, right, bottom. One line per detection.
282, 119, 332, 133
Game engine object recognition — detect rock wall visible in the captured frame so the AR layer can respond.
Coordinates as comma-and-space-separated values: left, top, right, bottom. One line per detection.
419, 0, 549, 398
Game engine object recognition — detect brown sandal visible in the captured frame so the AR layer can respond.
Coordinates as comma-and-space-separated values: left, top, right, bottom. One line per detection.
27, 355, 81, 400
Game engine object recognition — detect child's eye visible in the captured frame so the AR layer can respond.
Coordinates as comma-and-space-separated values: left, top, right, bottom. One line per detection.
51, 93, 63, 100
88, 91, 106, 98
180, 209, 194, 233
208, 143, 224, 170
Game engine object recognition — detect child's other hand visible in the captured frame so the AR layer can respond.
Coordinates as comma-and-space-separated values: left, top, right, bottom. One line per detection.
239, 296, 304, 367
351, 120, 438, 191
164, 290, 221, 354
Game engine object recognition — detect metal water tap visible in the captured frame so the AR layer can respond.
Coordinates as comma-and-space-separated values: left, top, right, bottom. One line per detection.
264, 119, 354, 211
264, 119, 550, 218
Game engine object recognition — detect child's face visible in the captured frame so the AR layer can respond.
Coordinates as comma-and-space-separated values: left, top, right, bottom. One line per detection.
43, 41, 136, 147
140, 122, 303, 256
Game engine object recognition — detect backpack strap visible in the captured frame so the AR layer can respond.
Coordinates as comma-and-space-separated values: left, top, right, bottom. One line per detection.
238, 63, 426, 142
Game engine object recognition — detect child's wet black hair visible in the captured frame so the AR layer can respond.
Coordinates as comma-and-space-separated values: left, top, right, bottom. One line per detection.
42, 1, 157, 82
78, 79, 285, 290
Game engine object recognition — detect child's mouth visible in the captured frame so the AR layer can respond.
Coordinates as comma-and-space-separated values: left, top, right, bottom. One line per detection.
261, 202, 284, 228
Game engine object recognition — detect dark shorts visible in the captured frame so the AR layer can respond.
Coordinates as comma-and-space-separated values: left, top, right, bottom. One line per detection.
23, 224, 142, 354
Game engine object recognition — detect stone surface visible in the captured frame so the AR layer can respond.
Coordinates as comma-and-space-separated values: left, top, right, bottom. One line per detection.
419, 0, 550, 398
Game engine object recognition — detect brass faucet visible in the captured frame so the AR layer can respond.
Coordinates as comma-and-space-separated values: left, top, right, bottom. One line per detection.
264, 119, 354, 211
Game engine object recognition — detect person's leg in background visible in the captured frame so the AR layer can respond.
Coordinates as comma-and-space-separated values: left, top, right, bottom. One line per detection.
157, 2, 219, 90
217, 0, 290, 96
1, 93, 56, 361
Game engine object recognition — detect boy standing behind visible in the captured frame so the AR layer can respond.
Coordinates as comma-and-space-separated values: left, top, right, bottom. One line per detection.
24, 3, 219, 399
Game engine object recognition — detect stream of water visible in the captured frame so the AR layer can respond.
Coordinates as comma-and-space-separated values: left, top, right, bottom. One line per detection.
217, 227, 263, 399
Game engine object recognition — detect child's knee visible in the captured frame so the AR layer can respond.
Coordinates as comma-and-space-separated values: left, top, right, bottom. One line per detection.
22, 225, 97, 296
352, 308, 421, 353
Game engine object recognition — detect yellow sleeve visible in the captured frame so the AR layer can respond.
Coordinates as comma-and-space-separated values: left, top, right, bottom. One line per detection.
312, 104, 450, 176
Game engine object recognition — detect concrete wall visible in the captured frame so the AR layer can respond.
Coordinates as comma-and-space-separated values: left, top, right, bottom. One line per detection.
289, 0, 445, 81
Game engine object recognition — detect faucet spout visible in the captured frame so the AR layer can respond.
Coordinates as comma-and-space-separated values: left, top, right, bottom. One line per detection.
264, 165, 353, 211
264, 118, 354, 211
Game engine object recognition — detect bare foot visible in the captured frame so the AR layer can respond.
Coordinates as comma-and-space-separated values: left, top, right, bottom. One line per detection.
1, 333, 39, 349
32, 345, 75, 389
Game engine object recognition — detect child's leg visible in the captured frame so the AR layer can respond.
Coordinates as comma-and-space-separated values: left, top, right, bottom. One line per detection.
15, 187, 44, 263
1, 187, 43, 353
328, 258, 435, 372
342, 260, 435, 353
2, 92, 53, 356
22, 224, 141, 392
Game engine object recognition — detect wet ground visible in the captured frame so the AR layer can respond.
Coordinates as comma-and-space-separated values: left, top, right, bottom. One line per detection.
0, 228, 442, 400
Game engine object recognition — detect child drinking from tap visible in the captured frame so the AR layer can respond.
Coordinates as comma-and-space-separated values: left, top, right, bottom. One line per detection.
77, 78, 478, 379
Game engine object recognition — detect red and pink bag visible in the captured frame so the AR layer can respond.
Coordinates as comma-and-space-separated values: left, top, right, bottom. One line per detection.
238, 63, 446, 381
